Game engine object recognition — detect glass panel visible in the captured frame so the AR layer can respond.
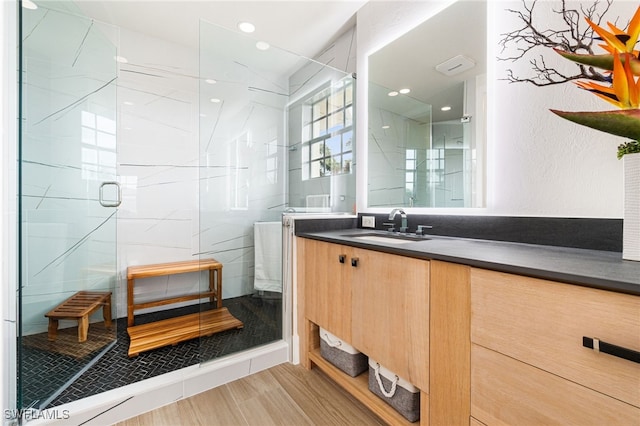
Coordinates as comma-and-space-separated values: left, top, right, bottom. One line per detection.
328, 112, 344, 133
199, 22, 292, 365
313, 100, 327, 118
328, 91, 344, 112
199, 21, 356, 366
345, 106, 353, 127
311, 141, 324, 160
330, 155, 342, 175
325, 135, 341, 156
343, 130, 353, 152
19, 5, 118, 410
345, 84, 353, 105
312, 118, 327, 138
342, 152, 353, 174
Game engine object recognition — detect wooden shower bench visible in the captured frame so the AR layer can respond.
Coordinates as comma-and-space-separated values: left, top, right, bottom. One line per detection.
126, 259, 243, 357
45, 291, 112, 343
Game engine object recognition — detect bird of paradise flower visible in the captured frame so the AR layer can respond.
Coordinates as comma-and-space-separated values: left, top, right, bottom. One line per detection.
550, 5, 640, 158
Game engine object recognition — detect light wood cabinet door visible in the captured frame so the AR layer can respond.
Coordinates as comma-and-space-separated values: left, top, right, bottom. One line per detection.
302, 238, 353, 341
351, 248, 430, 391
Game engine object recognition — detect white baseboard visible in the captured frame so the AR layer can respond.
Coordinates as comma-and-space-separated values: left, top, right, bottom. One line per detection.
27, 341, 289, 425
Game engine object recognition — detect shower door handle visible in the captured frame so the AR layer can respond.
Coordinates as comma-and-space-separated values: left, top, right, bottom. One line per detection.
99, 181, 122, 207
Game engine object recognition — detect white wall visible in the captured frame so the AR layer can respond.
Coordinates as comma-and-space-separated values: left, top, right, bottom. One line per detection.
489, 0, 634, 218
1, 0, 17, 415
357, 0, 635, 218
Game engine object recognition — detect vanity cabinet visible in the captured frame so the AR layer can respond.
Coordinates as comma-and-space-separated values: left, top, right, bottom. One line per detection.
297, 235, 639, 426
298, 237, 431, 425
470, 268, 640, 425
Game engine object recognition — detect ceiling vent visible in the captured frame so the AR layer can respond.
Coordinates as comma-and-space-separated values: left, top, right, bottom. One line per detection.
435, 55, 476, 76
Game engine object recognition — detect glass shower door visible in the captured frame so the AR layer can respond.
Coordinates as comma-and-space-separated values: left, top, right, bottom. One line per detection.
19, 4, 118, 410
198, 20, 355, 365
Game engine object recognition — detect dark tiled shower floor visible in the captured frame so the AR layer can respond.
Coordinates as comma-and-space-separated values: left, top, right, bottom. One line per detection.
21, 294, 282, 409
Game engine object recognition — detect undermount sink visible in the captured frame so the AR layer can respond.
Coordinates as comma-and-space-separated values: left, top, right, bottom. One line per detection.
342, 232, 430, 244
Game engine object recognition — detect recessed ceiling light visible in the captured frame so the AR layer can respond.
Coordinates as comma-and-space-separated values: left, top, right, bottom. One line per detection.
256, 41, 270, 51
210, 98, 221, 103
238, 22, 255, 33
441, 106, 452, 111
388, 91, 399, 97
114, 56, 128, 64
123, 101, 134, 106
399, 88, 411, 94
382, 125, 390, 129
22, 0, 38, 9
199, 113, 207, 117
205, 79, 217, 84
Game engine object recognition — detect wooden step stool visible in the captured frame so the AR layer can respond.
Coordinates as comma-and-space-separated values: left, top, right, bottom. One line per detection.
45, 291, 113, 343
127, 308, 244, 357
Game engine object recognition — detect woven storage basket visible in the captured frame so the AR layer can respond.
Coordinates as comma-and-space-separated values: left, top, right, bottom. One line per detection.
368, 359, 420, 422
319, 327, 368, 377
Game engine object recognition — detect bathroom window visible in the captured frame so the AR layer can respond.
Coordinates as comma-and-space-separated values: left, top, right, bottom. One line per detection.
81, 111, 116, 181
405, 149, 416, 197
427, 148, 445, 184
229, 133, 250, 210
266, 138, 278, 184
301, 80, 353, 179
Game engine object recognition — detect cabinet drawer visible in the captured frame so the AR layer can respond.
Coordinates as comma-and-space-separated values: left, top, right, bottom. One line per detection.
471, 268, 640, 407
471, 344, 640, 425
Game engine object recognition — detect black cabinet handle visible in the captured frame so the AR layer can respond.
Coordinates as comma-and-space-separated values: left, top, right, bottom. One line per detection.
583, 336, 640, 364
338, 255, 346, 264
351, 257, 359, 267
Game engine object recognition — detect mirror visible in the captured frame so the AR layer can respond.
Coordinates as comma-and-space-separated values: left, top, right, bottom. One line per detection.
367, 0, 487, 208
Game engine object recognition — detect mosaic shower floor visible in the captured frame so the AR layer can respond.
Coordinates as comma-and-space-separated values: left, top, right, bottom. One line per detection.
20, 294, 282, 408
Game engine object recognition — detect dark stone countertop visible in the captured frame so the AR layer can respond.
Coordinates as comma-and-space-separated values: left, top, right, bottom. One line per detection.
298, 228, 640, 296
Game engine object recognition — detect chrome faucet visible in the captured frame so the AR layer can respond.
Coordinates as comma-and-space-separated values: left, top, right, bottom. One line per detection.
388, 208, 408, 233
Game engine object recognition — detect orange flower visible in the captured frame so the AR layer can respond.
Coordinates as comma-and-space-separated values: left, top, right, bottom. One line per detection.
586, 6, 640, 55
551, 6, 640, 157
576, 53, 640, 109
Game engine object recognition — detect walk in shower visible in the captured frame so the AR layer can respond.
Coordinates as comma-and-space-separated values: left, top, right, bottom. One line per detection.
15, 1, 355, 416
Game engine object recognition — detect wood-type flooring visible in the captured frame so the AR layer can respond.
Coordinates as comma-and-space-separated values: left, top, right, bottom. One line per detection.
114, 362, 385, 426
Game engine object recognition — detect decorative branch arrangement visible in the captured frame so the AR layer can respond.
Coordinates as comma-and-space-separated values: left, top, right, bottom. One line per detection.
499, 0, 617, 86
